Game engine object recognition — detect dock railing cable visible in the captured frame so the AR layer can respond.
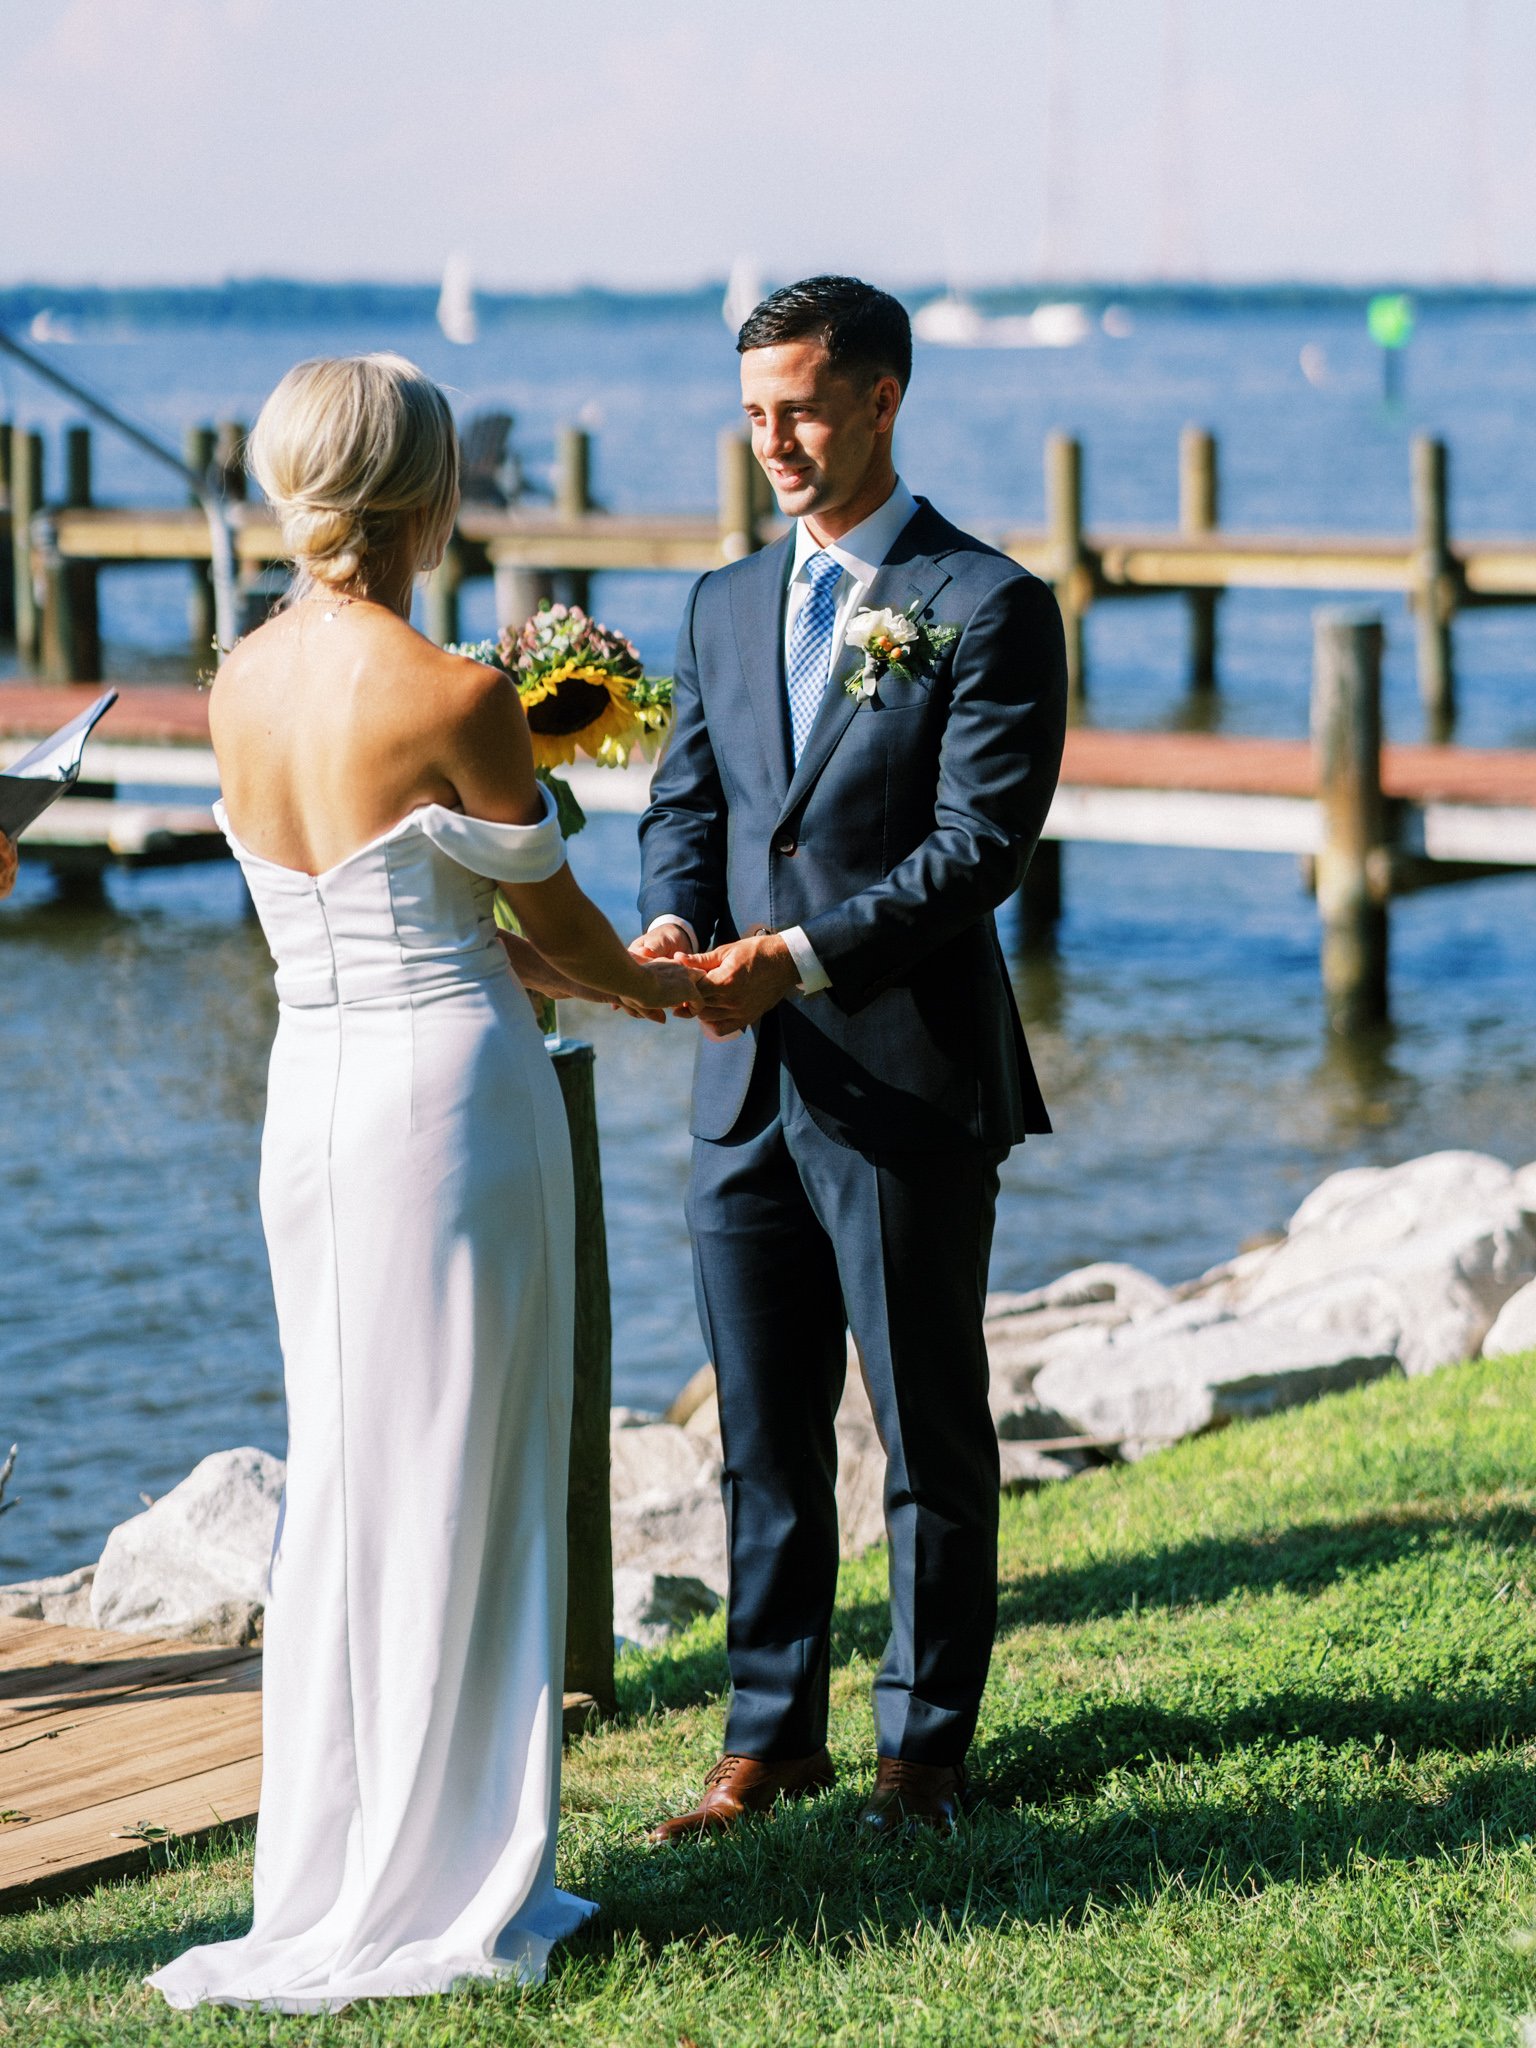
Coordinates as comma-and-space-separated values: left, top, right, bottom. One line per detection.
0, 325, 239, 656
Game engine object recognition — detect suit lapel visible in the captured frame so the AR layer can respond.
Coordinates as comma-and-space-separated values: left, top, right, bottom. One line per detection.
729, 531, 795, 806
775, 517, 953, 829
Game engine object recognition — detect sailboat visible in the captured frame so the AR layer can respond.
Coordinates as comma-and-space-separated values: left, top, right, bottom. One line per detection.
912, 292, 1090, 349
437, 253, 477, 347
722, 256, 762, 334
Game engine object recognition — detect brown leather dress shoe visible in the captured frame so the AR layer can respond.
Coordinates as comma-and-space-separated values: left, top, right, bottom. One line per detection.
648, 1749, 835, 1844
858, 1757, 975, 1834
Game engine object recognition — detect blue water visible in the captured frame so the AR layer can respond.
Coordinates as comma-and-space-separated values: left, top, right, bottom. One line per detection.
3, 291, 1536, 1581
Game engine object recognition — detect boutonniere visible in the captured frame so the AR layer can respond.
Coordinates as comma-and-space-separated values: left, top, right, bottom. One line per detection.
843, 602, 960, 701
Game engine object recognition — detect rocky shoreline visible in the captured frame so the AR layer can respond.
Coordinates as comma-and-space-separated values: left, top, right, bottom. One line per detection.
6, 1149, 1535, 1650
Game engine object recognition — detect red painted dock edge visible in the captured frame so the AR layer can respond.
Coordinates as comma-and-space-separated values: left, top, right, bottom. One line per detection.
4, 683, 1536, 810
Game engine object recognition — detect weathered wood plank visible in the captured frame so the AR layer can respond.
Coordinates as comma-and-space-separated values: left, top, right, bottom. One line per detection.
0, 1757, 262, 1911
6, 1682, 261, 1825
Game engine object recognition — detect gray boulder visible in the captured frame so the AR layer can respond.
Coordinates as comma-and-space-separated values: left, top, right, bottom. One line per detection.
609, 1419, 717, 1503
91, 1447, 283, 1637
999, 1441, 1088, 1491
0, 1563, 96, 1626
1483, 1278, 1536, 1360
1034, 1314, 1398, 1458
610, 1481, 729, 1599
987, 1262, 1172, 1322
1222, 1151, 1536, 1376
612, 1568, 720, 1649
985, 1264, 1172, 1439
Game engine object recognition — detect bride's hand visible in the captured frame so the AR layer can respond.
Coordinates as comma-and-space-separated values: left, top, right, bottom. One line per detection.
621, 956, 702, 1023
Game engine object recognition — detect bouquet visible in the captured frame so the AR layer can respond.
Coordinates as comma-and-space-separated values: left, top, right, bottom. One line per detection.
449, 601, 674, 1032
450, 601, 673, 838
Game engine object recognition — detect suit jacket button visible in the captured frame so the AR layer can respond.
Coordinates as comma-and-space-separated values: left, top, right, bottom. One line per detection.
776, 839, 798, 857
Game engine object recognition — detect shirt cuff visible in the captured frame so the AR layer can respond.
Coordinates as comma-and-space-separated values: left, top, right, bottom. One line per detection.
647, 913, 699, 952
780, 923, 830, 994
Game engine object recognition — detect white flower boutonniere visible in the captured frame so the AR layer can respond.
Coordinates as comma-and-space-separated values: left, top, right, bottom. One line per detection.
843, 601, 960, 701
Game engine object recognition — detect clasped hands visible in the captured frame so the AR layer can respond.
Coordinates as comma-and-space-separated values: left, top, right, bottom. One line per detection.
628, 922, 800, 1037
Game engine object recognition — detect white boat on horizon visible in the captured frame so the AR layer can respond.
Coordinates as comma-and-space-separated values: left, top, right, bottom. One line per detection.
723, 256, 762, 334
912, 293, 1091, 350
437, 253, 477, 347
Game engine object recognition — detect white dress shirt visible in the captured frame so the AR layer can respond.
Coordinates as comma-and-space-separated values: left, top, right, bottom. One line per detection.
651, 477, 920, 997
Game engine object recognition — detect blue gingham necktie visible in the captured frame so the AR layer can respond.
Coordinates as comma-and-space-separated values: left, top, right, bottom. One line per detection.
786, 549, 844, 763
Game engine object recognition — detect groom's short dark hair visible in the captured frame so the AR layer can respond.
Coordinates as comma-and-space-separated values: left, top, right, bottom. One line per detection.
737, 276, 912, 393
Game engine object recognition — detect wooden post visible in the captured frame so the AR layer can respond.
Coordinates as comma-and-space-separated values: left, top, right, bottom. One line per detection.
553, 426, 592, 612
11, 428, 42, 664
1411, 435, 1456, 741
185, 424, 217, 654
422, 539, 463, 646
43, 426, 101, 681
549, 1038, 615, 1716
492, 561, 554, 637
717, 429, 761, 561
215, 420, 248, 500
1180, 426, 1219, 691
0, 421, 14, 642
1018, 837, 1062, 952
1046, 432, 1088, 715
1312, 612, 1389, 1035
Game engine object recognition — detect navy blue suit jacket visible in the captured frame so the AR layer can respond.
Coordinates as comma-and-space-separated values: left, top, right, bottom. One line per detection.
638, 498, 1068, 1155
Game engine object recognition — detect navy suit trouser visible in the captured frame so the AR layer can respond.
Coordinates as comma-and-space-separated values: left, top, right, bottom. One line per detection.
685, 1029, 1002, 1766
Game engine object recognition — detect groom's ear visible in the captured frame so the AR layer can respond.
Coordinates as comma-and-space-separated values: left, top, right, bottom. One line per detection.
871, 372, 903, 435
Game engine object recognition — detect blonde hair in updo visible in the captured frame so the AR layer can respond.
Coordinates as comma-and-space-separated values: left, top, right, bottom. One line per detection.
248, 353, 459, 594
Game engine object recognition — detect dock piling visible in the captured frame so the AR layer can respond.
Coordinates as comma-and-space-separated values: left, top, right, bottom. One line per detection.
1019, 838, 1063, 952
10, 428, 43, 664
1411, 435, 1457, 741
0, 420, 13, 642
1312, 612, 1390, 1034
185, 424, 218, 652
550, 1038, 616, 1717
1180, 426, 1220, 691
40, 426, 101, 682
717, 430, 760, 561
553, 427, 592, 612
1046, 432, 1089, 714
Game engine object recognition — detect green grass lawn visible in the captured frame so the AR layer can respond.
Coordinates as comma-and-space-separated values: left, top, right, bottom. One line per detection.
8, 1353, 1536, 2045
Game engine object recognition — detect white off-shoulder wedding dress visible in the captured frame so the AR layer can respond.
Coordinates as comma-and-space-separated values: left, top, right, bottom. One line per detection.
149, 790, 596, 2013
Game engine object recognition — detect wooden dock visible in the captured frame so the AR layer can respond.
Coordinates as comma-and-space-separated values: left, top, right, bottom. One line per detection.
0, 1616, 261, 1911
4, 419, 1534, 734
0, 1616, 600, 1913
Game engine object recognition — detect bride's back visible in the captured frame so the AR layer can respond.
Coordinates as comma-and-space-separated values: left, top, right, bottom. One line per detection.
212, 352, 490, 879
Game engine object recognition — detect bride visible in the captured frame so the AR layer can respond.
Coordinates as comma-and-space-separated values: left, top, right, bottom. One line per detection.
148, 353, 696, 2012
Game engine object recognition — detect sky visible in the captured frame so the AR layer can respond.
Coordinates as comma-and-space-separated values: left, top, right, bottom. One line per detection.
0, 0, 1531, 289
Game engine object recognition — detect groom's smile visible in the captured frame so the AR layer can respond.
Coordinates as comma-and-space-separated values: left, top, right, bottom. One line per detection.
740, 336, 903, 544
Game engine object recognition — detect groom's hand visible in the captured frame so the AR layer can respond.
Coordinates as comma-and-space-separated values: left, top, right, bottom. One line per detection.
628, 922, 692, 963
684, 933, 800, 1035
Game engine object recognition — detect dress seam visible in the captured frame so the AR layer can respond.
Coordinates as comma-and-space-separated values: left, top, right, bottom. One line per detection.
316, 882, 368, 1886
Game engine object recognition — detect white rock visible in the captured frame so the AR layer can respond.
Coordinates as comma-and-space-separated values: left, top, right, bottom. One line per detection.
1227, 1152, 1536, 1376
986, 1262, 1172, 1320
609, 1421, 716, 1504
610, 1482, 729, 1599
1483, 1278, 1536, 1359
1033, 1316, 1398, 1458
0, 1564, 95, 1625
999, 1441, 1086, 1490
612, 1568, 720, 1649
91, 1447, 284, 1636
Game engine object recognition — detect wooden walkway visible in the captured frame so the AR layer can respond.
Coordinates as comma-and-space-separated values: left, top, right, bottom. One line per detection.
0, 1616, 599, 1913
0, 1617, 261, 1911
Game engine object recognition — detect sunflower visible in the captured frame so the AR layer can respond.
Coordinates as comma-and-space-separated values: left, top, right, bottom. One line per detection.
518, 658, 646, 771
448, 601, 673, 780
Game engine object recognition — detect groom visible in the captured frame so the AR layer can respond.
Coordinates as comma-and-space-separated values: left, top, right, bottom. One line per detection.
636, 276, 1067, 1835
